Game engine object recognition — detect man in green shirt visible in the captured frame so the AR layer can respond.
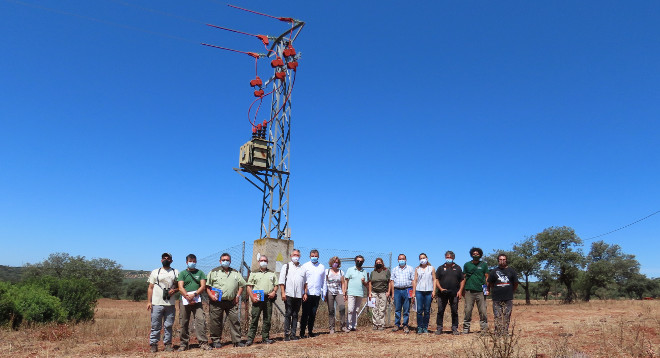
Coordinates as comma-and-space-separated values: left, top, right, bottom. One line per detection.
206, 253, 247, 348
176, 254, 211, 351
245, 255, 278, 346
462, 247, 489, 334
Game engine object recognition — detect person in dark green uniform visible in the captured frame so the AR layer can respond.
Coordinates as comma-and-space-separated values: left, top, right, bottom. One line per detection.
176, 253, 211, 351
461, 247, 489, 334
246, 255, 279, 346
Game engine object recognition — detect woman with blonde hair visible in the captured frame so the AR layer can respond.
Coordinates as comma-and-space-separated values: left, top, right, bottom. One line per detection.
322, 256, 348, 333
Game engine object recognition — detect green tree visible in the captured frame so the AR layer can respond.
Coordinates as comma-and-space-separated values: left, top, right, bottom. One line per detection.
24, 253, 123, 299
510, 237, 541, 304
582, 241, 640, 301
536, 226, 585, 303
125, 280, 148, 301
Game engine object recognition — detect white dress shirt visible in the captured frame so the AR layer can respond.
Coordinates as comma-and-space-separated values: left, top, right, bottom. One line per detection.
301, 261, 326, 296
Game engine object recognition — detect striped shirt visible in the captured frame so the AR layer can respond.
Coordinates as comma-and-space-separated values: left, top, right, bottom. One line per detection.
390, 264, 414, 289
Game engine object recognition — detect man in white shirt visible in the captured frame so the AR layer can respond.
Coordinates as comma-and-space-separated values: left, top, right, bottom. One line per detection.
147, 253, 179, 353
279, 249, 304, 341
299, 249, 325, 338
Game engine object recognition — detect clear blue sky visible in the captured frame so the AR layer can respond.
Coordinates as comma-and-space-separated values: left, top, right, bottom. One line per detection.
1, 1, 658, 276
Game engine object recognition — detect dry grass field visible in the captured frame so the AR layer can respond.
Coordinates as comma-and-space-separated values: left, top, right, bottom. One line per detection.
1, 298, 658, 357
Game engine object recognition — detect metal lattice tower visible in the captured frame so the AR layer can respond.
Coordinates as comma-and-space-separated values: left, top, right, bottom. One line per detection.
211, 13, 303, 241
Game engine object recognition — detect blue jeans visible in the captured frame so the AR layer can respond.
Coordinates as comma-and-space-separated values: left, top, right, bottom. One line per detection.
150, 305, 176, 346
393, 288, 410, 327
415, 291, 432, 330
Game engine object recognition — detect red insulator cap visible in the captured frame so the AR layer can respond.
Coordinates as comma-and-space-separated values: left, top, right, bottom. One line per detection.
250, 76, 262, 87
257, 124, 262, 130
254, 89, 265, 97
287, 61, 298, 70
271, 57, 284, 68
262, 120, 268, 126
283, 44, 296, 57
275, 71, 286, 80
252, 126, 257, 133
256, 35, 269, 46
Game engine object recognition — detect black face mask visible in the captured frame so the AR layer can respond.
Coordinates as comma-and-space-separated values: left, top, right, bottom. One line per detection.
356, 261, 363, 268
375, 263, 383, 270
162, 260, 172, 268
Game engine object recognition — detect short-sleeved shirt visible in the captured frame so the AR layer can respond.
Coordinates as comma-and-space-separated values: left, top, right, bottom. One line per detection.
463, 260, 489, 292
279, 262, 305, 298
488, 266, 518, 301
148, 267, 179, 306
247, 270, 278, 293
177, 269, 207, 292
436, 263, 463, 293
301, 261, 326, 296
206, 267, 246, 301
415, 265, 435, 292
324, 269, 344, 295
391, 264, 414, 289
370, 269, 391, 293
345, 266, 368, 297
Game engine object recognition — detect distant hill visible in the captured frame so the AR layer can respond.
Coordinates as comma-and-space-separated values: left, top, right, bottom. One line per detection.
0, 266, 150, 283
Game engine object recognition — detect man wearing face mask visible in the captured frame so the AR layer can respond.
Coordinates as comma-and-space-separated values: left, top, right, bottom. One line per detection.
206, 253, 247, 348
299, 249, 325, 338
279, 249, 305, 340
245, 255, 278, 346
435, 250, 464, 335
345, 255, 369, 331
462, 247, 489, 334
176, 254, 210, 351
147, 253, 179, 353
389, 253, 414, 333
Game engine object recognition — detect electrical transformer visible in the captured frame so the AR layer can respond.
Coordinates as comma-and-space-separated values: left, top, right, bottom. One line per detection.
239, 138, 270, 169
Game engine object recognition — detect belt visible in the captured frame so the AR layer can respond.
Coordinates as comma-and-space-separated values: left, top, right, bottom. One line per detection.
395, 287, 412, 290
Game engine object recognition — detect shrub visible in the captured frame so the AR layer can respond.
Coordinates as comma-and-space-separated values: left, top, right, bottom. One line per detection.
125, 280, 148, 301
13, 284, 66, 324
30, 276, 98, 322
0, 281, 20, 328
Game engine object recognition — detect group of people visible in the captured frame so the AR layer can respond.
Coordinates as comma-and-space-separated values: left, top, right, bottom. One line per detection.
146, 247, 519, 352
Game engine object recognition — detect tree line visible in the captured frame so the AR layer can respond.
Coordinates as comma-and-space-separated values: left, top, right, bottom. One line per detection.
484, 226, 659, 304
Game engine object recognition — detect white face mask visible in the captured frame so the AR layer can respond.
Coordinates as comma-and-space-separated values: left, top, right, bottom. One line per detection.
259, 261, 268, 268
291, 256, 300, 263
420, 258, 428, 265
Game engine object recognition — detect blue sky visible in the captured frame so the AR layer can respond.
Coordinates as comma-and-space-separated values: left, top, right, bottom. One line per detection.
1, 1, 658, 276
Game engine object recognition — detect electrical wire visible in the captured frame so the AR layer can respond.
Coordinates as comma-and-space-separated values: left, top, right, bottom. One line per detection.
584, 210, 660, 242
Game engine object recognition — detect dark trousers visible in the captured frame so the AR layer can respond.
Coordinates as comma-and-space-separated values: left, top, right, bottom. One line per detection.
248, 300, 273, 341
300, 295, 321, 336
284, 297, 302, 337
492, 300, 513, 335
437, 291, 459, 330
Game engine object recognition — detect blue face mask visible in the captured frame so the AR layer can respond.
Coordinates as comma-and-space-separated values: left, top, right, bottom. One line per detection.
398, 260, 406, 267
445, 259, 453, 264
187, 262, 197, 269
310, 257, 319, 264
221, 260, 231, 268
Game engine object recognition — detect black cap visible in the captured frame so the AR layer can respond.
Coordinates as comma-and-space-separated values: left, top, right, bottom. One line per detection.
161, 252, 172, 259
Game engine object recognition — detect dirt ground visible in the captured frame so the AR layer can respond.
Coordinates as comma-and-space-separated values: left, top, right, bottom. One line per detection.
1, 298, 658, 357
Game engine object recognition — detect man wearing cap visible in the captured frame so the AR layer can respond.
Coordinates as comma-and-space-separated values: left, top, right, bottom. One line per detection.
176, 253, 211, 351
206, 253, 247, 348
147, 253, 179, 353
245, 255, 278, 346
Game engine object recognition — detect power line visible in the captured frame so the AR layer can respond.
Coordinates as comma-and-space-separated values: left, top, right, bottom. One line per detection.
584, 210, 660, 242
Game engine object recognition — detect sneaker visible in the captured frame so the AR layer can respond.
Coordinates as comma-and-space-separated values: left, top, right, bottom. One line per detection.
404, 326, 410, 334
164, 344, 173, 352
453, 329, 460, 335
341, 327, 351, 333
284, 336, 290, 342
200, 343, 213, 350
423, 328, 429, 333
416, 327, 423, 334
233, 342, 245, 347
308, 332, 317, 338
149, 345, 158, 353
212, 342, 223, 349
435, 329, 443, 335
463, 329, 469, 335
263, 338, 275, 344
245, 339, 253, 347
290, 335, 299, 341
392, 326, 400, 332
377, 326, 384, 331
177, 345, 188, 352
372, 326, 379, 331
329, 328, 335, 334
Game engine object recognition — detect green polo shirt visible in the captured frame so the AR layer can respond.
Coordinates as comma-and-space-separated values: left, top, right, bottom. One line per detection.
207, 267, 246, 301
247, 270, 278, 293
177, 269, 207, 292
463, 261, 489, 291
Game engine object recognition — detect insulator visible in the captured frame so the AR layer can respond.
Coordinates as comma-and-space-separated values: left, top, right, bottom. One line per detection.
256, 35, 269, 46
271, 57, 284, 68
250, 76, 263, 87
254, 89, 264, 97
275, 71, 286, 80
283, 44, 296, 57
252, 126, 257, 138
287, 61, 298, 70
262, 120, 268, 126
257, 124, 262, 130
